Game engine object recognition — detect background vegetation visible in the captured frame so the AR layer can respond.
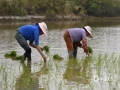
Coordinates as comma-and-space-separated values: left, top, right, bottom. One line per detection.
0, 0, 120, 17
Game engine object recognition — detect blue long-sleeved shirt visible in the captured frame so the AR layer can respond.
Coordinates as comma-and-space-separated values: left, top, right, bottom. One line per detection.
18, 24, 41, 45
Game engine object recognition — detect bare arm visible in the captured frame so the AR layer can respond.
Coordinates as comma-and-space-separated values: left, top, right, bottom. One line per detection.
29, 43, 36, 48
29, 43, 46, 62
36, 45, 46, 62
82, 38, 90, 57
30, 43, 43, 50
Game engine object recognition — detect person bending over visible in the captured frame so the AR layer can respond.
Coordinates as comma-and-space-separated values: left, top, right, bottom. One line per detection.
15, 22, 47, 63
63, 26, 93, 58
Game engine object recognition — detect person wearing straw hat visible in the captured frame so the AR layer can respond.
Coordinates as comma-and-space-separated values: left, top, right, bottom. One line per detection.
15, 22, 47, 63
63, 26, 93, 58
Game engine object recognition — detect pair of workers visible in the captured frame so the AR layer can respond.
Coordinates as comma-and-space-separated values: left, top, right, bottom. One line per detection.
15, 22, 93, 63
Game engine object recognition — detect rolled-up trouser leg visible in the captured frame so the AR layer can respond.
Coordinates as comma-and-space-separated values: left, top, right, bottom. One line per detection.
63, 30, 74, 58
68, 51, 73, 58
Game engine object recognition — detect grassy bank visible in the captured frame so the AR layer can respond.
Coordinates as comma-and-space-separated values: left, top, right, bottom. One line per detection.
0, 15, 120, 22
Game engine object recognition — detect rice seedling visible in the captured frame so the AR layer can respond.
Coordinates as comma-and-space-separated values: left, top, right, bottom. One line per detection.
0, 62, 11, 90
42, 45, 50, 53
4, 51, 16, 58
9, 51, 17, 58
13, 56, 22, 60
53, 54, 63, 60
2, 50, 120, 90
88, 46, 93, 54
4, 50, 22, 60
96, 54, 104, 77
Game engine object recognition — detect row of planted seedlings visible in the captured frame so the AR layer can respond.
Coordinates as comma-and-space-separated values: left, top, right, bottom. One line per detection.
90, 52, 120, 90
40, 45, 95, 90
0, 61, 21, 90
2, 45, 66, 90
2, 45, 120, 90
2, 45, 94, 90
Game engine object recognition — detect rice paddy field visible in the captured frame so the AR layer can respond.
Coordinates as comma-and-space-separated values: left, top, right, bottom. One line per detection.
0, 20, 120, 90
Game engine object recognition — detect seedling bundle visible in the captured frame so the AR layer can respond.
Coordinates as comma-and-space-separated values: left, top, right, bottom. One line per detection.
42, 45, 50, 53
88, 46, 93, 53
53, 54, 63, 60
4, 50, 22, 60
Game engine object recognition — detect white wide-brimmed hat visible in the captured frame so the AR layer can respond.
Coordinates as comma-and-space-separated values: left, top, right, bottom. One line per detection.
84, 26, 93, 38
38, 22, 47, 36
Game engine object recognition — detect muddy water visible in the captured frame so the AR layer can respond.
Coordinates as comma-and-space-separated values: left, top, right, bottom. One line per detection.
0, 20, 120, 90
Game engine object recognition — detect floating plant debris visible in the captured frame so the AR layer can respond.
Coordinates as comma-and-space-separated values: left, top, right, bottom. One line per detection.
53, 54, 63, 60
42, 45, 50, 53
4, 50, 22, 60
88, 46, 93, 53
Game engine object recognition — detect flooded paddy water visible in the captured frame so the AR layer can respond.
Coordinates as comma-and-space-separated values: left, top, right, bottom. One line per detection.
0, 20, 120, 90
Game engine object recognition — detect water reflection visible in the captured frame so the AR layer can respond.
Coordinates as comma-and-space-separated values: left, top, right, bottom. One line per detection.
1, 20, 120, 30
15, 63, 48, 90
63, 57, 91, 86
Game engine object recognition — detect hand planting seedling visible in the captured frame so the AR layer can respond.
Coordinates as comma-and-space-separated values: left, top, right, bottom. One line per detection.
4, 50, 22, 60
53, 54, 63, 60
88, 46, 93, 53
42, 45, 50, 53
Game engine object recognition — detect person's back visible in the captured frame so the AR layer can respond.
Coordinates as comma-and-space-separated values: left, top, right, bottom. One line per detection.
63, 26, 93, 58
68, 28, 86, 42
18, 24, 40, 45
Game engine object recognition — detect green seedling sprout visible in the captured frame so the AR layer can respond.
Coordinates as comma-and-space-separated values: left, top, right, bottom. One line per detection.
53, 54, 63, 60
88, 46, 93, 54
4, 53, 10, 58
4, 50, 22, 60
13, 56, 22, 60
4, 51, 17, 58
10, 51, 17, 58
43, 45, 50, 53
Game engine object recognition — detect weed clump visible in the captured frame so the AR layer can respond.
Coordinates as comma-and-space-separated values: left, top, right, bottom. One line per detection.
53, 54, 63, 60
88, 46, 93, 54
42, 45, 50, 53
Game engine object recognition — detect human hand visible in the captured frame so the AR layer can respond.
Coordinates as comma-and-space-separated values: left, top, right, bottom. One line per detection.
86, 52, 90, 57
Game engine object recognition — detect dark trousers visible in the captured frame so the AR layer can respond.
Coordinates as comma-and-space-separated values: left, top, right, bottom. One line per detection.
15, 30, 31, 60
